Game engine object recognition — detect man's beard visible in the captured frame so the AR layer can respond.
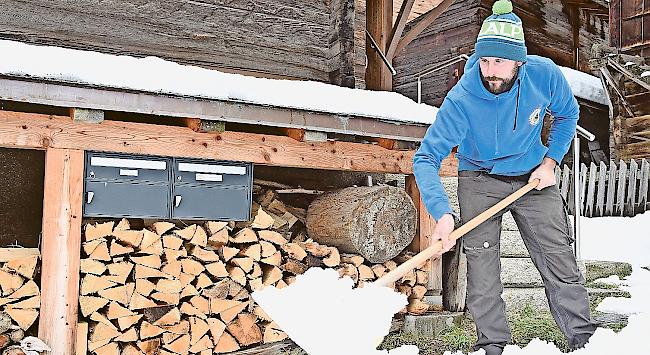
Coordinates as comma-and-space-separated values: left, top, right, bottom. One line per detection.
481, 66, 519, 94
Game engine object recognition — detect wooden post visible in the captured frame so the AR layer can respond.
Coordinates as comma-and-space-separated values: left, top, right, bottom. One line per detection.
405, 175, 442, 294
366, 0, 393, 91
38, 148, 84, 355
442, 238, 467, 312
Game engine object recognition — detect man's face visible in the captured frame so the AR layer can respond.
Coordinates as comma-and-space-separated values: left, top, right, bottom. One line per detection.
479, 57, 522, 94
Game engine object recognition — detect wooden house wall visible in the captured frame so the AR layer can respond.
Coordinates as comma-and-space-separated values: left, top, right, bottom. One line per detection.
610, 0, 650, 56
392, 0, 608, 107
0, 0, 366, 88
392, 0, 481, 106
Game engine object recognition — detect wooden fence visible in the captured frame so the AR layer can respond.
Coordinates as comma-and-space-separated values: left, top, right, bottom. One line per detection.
556, 159, 650, 217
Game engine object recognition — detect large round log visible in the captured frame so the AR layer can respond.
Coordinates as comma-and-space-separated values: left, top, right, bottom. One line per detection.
306, 186, 416, 263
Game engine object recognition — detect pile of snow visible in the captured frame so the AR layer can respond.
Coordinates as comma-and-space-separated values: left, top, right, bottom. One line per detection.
252, 268, 417, 355
0, 40, 438, 125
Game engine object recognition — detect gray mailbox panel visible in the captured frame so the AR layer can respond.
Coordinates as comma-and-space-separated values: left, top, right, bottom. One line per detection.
171, 185, 251, 221
84, 180, 169, 218
172, 158, 252, 221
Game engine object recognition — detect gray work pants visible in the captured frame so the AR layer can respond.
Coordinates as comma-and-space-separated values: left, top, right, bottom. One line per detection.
457, 171, 596, 355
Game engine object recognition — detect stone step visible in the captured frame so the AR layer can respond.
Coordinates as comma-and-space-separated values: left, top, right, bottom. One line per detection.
500, 230, 528, 257
501, 257, 543, 287
502, 287, 548, 314
402, 312, 465, 336
501, 211, 518, 231
585, 260, 632, 282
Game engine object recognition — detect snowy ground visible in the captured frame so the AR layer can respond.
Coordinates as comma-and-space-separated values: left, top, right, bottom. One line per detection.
446, 213, 650, 355
253, 214, 650, 355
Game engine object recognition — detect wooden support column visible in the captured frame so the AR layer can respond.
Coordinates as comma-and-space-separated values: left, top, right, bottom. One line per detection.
366, 0, 393, 91
38, 148, 84, 355
569, 5, 581, 70
405, 175, 442, 294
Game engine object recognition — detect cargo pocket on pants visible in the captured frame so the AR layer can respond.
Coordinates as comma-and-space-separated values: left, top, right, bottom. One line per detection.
561, 195, 575, 244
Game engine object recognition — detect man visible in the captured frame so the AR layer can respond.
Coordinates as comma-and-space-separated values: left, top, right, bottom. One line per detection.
413, 1, 597, 354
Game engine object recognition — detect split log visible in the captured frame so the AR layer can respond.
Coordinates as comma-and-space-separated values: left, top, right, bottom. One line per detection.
251, 208, 274, 230
230, 229, 257, 244
4, 256, 38, 279
191, 246, 220, 263
226, 313, 262, 346
151, 222, 175, 236
306, 186, 416, 263
257, 231, 287, 246
117, 314, 142, 331
263, 321, 288, 343
85, 222, 114, 241
195, 273, 212, 290
280, 243, 307, 261
214, 331, 240, 353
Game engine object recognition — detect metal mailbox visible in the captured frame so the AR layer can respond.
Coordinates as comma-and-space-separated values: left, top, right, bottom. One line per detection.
83, 152, 171, 218
171, 159, 253, 221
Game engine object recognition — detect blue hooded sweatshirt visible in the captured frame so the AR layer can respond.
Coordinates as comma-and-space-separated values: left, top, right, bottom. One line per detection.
413, 53, 579, 221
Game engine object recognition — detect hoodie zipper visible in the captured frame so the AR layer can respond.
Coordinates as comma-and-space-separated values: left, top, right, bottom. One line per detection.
513, 79, 521, 131
495, 96, 499, 155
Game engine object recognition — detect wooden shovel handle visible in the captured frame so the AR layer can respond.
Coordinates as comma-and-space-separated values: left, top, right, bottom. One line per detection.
374, 178, 540, 288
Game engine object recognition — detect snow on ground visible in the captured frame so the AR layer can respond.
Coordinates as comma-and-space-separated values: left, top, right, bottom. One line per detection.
446, 213, 650, 355
0, 40, 438, 125
252, 268, 418, 355
580, 213, 650, 266
0, 40, 608, 126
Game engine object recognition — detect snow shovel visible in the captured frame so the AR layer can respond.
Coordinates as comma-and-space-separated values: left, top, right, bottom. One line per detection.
252, 178, 540, 355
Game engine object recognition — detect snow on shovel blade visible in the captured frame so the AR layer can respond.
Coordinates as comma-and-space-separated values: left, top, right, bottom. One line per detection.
252, 268, 418, 355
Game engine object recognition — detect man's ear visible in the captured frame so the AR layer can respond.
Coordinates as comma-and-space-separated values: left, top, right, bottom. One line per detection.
516, 61, 523, 67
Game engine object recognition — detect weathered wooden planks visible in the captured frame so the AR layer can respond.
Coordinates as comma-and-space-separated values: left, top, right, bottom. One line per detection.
0, 0, 367, 86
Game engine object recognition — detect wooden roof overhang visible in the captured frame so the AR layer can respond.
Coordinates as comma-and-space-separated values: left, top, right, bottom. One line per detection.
0, 75, 458, 176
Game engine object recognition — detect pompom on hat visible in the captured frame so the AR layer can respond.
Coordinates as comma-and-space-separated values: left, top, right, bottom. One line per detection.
475, 0, 527, 62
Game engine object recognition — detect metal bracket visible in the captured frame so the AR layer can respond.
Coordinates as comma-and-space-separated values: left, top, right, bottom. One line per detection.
365, 30, 397, 76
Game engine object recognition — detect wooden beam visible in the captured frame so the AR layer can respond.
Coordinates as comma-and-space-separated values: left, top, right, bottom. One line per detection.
405, 175, 443, 292
366, 0, 393, 90
38, 148, 84, 355
0, 110, 458, 175
394, 0, 456, 57
386, 0, 416, 60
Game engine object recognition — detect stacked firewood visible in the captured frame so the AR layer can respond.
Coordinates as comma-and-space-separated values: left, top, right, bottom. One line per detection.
0, 249, 41, 353
77, 192, 435, 354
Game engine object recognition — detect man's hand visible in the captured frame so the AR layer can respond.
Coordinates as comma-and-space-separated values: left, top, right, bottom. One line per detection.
432, 213, 456, 255
529, 157, 557, 190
